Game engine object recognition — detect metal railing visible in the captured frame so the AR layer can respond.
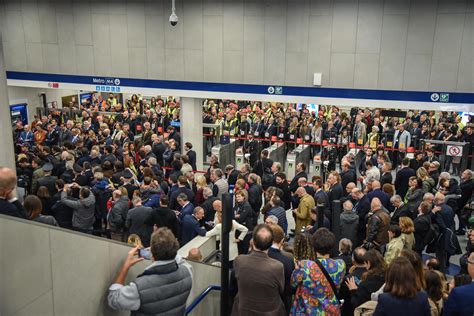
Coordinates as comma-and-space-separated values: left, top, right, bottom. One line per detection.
185, 285, 221, 315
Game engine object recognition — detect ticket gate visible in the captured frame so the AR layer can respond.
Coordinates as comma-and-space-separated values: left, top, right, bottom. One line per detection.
211, 138, 239, 169
286, 152, 298, 179
235, 147, 245, 170
267, 142, 286, 171
295, 145, 311, 169
309, 155, 323, 179
285, 145, 311, 179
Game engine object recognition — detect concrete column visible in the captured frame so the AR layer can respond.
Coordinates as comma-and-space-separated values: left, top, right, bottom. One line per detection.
180, 97, 203, 171
0, 38, 16, 170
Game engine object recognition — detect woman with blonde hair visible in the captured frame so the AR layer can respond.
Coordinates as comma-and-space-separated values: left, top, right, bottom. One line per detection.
399, 216, 415, 250
205, 207, 248, 261
417, 167, 435, 193
194, 175, 208, 206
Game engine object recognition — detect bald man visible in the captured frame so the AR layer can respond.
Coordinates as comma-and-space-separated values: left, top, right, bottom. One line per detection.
365, 197, 390, 249
367, 180, 390, 209
0, 167, 28, 218
292, 187, 315, 234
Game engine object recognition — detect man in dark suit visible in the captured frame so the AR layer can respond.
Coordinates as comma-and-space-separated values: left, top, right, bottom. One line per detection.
268, 224, 294, 313
152, 135, 166, 167
340, 160, 356, 191
36, 163, 58, 196
200, 188, 218, 224
380, 161, 393, 187
394, 158, 415, 199
289, 162, 308, 193
144, 195, 179, 238
120, 169, 139, 200
351, 188, 371, 246
367, 180, 390, 209
0, 167, 28, 219
232, 224, 286, 316
184, 142, 197, 171
390, 195, 411, 224
458, 169, 473, 233
177, 194, 195, 220
443, 251, 474, 316
169, 176, 195, 211
180, 207, 206, 245
313, 178, 329, 210
225, 165, 240, 186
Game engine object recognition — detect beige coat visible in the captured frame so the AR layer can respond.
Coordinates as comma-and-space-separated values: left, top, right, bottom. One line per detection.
294, 194, 315, 233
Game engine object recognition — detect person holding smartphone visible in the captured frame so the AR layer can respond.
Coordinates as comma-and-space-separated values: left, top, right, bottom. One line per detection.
108, 228, 193, 314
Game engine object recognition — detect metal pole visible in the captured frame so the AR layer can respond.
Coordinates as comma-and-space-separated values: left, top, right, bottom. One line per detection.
317, 203, 325, 230
220, 193, 232, 316
331, 200, 341, 241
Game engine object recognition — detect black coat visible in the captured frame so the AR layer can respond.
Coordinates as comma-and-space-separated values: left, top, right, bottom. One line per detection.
340, 169, 356, 190
248, 183, 263, 214
267, 247, 294, 313
201, 196, 218, 223
390, 203, 411, 225
0, 199, 28, 219
327, 183, 344, 210
187, 150, 197, 171
394, 167, 416, 199
374, 291, 431, 316
146, 206, 179, 238
289, 171, 308, 193
414, 213, 431, 253
350, 273, 385, 308
380, 172, 393, 187
275, 181, 292, 210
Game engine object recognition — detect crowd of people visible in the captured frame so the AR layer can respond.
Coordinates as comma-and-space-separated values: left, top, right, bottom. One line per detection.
2, 94, 474, 315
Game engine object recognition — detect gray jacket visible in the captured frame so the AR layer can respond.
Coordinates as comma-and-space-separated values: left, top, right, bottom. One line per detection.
61, 191, 96, 229
132, 261, 192, 316
340, 211, 359, 245
108, 196, 130, 230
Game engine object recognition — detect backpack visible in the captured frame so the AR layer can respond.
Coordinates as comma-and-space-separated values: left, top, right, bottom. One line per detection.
260, 161, 274, 187
444, 228, 462, 256
425, 221, 440, 253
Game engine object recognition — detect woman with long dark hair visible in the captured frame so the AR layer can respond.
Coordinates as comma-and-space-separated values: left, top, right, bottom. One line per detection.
373, 257, 430, 316
346, 249, 386, 308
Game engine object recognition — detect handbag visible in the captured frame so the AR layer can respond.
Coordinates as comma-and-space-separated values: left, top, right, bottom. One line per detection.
314, 258, 341, 304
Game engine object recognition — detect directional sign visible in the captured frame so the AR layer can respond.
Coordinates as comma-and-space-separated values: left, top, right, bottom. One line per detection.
447, 145, 463, 157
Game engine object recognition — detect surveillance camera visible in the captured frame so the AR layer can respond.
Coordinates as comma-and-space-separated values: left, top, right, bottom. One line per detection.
169, 12, 178, 26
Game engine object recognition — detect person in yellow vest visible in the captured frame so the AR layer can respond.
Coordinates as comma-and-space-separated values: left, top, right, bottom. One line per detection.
293, 187, 315, 234
366, 126, 380, 150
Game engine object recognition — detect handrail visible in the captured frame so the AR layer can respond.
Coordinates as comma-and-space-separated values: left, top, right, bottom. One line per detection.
185, 285, 221, 315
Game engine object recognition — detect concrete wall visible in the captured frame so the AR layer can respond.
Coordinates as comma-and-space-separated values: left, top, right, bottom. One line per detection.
0, 214, 221, 316
0, 0, 473, 92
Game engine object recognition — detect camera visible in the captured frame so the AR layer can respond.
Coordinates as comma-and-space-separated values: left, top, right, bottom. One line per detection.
169, 12, 178, 26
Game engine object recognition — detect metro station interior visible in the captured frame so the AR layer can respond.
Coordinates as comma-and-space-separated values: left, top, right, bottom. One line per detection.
1, 1, 474, 316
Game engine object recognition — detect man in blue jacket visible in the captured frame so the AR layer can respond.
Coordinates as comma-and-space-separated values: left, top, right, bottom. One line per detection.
180, 207, 206, 245
443, 251, 474, 316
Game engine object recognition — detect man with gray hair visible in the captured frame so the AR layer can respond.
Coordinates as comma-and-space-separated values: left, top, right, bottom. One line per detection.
390, 194, 410, 224
340, 200, 358, 246
211, 168, 228, 199
181, 207, 206, 245
201, 187, 218, 224
176, 193, 194, 220
265, 215, 279, 225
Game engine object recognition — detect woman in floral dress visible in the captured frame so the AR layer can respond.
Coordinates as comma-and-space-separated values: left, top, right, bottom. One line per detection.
291, 228, 346, 315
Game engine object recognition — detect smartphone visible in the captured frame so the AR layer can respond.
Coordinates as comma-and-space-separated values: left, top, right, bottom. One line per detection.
138, 248, 151, 259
